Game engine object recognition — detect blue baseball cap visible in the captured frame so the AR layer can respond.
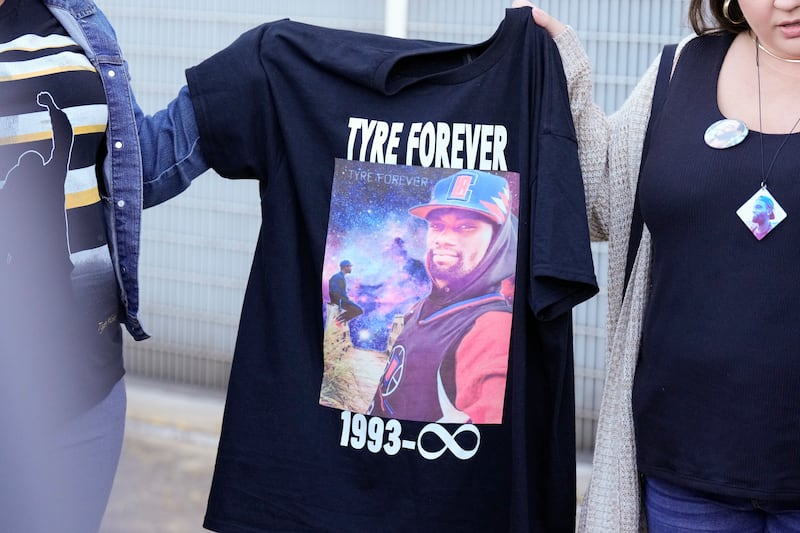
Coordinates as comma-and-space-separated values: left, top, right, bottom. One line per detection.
409, 170, 511, 225
339, 260, 352, 267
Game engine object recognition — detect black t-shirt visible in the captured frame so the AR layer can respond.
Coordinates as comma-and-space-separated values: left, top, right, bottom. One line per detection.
0, 0, 123, 417
635, 33, 800, 501
188, 8, 597, 532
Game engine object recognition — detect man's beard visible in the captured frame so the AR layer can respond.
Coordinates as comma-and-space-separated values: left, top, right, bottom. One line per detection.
428, 250, 471, 287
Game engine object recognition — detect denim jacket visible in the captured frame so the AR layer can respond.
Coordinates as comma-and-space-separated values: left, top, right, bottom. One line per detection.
44, 0, 208, 340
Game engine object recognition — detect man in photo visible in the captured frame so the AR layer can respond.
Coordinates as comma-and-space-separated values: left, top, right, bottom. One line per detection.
368, 169, 518, 424
328, 259, 363, 324
750, 194, 777, 241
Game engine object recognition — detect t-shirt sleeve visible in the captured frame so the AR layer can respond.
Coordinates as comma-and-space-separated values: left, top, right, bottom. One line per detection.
185, 23, 277, 180
528, 36, 599, 320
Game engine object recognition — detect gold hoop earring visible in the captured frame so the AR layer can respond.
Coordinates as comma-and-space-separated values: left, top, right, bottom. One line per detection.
722, 0, 745, 25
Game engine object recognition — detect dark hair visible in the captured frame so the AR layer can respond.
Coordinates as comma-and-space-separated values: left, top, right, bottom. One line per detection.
688, 0, 749, 35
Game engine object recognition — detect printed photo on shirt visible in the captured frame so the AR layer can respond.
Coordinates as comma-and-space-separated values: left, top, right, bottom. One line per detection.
320, 159, 519, 424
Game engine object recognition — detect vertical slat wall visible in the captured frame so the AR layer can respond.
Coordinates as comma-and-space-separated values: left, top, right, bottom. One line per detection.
98, 0, 690, 450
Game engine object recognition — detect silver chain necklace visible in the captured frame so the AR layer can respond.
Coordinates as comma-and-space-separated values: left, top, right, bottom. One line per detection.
751, 33, 800, 64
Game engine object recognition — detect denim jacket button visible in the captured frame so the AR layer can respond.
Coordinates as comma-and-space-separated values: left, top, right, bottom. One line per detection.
114, 140, 123, 149
117, 199, 125, 208
108, 69, 116, 78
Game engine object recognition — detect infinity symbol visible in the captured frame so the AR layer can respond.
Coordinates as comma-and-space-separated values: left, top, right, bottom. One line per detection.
417, 423, 480, 460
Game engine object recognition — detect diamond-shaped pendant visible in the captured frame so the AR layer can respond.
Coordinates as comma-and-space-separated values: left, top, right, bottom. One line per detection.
736, 187, 787, 240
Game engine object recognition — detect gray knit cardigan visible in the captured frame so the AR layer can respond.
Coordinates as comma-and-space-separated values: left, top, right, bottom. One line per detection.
552, 26, 696, 533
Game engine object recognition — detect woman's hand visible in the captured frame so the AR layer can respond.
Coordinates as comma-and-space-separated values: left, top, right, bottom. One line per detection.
511, 1, 567, 38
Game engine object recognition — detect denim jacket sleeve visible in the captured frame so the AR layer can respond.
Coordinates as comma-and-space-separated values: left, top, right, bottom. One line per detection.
137, 85, 210, 208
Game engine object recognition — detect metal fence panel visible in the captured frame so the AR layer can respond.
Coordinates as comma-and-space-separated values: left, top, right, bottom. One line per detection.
98, 0, 690, 451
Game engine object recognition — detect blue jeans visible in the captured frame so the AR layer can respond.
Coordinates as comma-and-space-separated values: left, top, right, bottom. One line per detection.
645, 476, 800, 533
